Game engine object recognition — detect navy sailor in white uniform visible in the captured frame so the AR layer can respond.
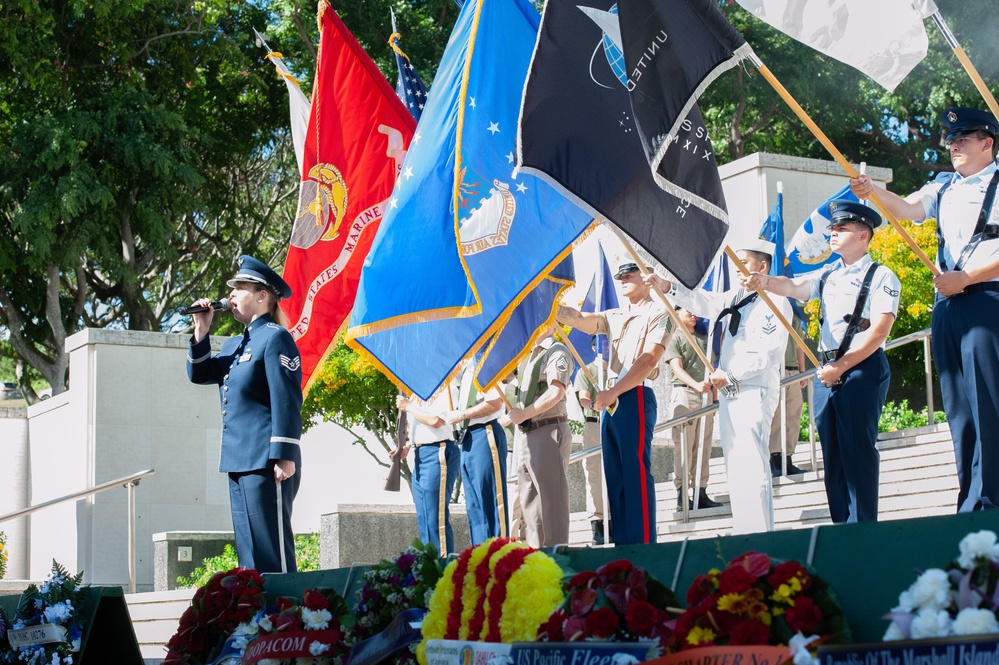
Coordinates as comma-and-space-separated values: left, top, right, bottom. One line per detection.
187, 255, 303, 573
651, 239, 791, 534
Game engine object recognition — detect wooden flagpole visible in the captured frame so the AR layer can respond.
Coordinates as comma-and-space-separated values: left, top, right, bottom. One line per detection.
748, 56, 940, 276
722, 245, 821, 368
604, 224, 713, 370
929, 11, 999, 121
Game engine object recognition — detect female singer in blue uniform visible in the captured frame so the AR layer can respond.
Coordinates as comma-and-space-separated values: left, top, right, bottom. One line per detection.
187, 255, 303, 573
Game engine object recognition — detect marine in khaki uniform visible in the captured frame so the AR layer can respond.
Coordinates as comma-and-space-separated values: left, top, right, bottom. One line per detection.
557, 263, 673, 545
572, 346, 607, 545
664, 306, 719, 510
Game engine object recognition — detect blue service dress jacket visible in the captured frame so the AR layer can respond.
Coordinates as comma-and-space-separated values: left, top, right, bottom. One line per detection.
187, 314, 303, 473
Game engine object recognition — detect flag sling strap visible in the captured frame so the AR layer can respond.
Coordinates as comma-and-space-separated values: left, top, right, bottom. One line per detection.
819, 262, 880, 361
935, 170, 999, 272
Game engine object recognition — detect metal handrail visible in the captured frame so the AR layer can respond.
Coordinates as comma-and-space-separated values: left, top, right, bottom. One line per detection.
568, 326, 937, 524
0, 468, 156, 593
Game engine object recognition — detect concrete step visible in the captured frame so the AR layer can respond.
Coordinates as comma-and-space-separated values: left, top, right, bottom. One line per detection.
568, 423, 959, 546
124, 587, 195, 664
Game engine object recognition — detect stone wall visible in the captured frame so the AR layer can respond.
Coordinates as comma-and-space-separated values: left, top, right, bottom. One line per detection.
0, 406, 29, 579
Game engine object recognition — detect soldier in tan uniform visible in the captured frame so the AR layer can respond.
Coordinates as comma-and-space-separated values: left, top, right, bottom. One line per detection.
503, 327, 574, 548
573, 341, 607, 545
557, 263, 673, 545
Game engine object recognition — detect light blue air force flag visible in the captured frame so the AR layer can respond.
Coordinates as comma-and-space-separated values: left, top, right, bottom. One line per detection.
347, 0, 593, 400
785, 185, 860, 276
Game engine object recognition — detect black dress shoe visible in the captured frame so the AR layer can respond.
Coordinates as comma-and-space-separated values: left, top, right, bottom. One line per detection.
785, 459, 805, 476
696, 488, 723, 509
676, 493, 693, 510
590, 520, 605, 545
770, 452, 783, 477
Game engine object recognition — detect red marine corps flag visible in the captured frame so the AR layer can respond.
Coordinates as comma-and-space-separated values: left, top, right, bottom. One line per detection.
280, 3, 416, 393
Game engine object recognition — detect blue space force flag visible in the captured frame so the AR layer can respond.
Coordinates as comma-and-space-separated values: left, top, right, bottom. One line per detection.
347, 0, 593, 399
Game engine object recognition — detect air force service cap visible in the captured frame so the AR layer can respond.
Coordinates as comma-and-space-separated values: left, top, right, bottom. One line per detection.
227, 255, 293, 300
941, 107, 999, 141
828, 200, 882, 230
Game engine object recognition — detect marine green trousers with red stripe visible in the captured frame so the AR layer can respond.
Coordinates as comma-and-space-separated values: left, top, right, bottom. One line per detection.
600, 385, 657, 544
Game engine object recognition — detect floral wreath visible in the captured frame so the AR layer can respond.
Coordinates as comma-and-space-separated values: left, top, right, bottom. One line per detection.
537, 558, 679, 652
884, 529, 999, 640
232, 588, 348, 664
0, 560, 86, 665
163, 567, 266, 665
669, 551, 850, 652
0, 531, 8, 581
417, 538, 564, 665
340, 539, 442, 665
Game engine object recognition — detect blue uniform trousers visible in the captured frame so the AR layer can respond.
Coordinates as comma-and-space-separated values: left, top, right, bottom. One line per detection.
228, 468, 299, 573
460, 421, 509, 545
412, 440, 461, 555
932, 285, 999, 512
813, 349, 889, 523
600, 385, 657, 544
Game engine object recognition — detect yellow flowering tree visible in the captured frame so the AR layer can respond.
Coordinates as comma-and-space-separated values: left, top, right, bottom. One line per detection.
869, 220, 938, 394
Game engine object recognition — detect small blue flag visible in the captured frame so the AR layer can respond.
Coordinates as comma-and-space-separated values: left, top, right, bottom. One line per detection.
567, 242, 618, 377
786, 185, 860, 276
759, 190, 806, 328
759, 190, 787, 277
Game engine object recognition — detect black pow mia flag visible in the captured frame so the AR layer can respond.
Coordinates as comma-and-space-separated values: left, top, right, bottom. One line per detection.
518, 0, 747, 288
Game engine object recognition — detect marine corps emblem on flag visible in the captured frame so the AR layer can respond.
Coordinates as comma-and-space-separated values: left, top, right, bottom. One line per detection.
290, 163, 350, 249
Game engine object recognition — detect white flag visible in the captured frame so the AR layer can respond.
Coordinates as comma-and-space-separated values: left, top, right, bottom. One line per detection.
264, 52, 312, 175
735, 0, 929, 91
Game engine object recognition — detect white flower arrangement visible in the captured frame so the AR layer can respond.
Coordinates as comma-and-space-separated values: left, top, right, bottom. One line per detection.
1, 561, 85, 665
884, 530, 999, 640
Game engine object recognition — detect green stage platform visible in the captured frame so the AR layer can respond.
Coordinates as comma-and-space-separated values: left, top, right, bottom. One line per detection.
263, 510, 999, 643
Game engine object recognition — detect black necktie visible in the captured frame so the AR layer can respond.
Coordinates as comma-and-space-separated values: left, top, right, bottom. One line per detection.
718, 292, 758, 336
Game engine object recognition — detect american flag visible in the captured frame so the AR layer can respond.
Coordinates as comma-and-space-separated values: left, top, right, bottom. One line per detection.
389, 27, 429, 122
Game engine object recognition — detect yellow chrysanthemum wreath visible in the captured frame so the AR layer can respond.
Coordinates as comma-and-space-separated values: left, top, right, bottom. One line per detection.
417, 538, 564, 664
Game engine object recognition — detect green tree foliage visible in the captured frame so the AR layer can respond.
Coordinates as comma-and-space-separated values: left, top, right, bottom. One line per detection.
0, 0, 301, 400
261, 0, 460, 89
707, 0, 998, 194
301, 340, 409, 484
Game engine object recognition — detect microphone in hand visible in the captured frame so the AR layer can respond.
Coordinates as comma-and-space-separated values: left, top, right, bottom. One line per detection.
181, 299, 233, 315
